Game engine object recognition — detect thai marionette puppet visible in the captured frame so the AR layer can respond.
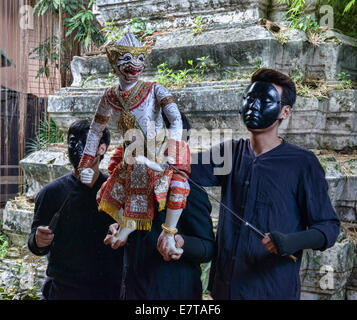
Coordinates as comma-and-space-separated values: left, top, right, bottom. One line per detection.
77, 32, 191, 255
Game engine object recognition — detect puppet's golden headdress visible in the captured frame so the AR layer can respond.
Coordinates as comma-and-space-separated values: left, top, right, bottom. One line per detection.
105, 32, 147, 69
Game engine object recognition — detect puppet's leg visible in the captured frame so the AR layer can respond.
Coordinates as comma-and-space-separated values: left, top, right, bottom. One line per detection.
111, 208, 136, 244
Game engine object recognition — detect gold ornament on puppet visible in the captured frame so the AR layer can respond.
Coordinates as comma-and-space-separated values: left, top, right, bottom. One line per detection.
105, 43, 148, 73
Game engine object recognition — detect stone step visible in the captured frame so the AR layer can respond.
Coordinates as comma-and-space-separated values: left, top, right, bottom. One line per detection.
70, 24, 357, 88
144, 25, 357, 82
48, 83, 357, 151
93, 0, 317, 31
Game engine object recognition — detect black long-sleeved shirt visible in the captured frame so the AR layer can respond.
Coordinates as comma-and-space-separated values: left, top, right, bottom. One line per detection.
190, 139, 340, 300
28, 172, 123, 290
124, 181, 215, 300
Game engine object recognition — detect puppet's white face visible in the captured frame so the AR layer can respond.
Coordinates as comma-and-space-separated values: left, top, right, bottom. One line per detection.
115, 52, 145, 84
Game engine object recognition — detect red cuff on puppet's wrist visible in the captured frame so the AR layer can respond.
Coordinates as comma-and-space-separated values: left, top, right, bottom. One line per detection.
166, 139, 191, 176
78, 154, 95, 169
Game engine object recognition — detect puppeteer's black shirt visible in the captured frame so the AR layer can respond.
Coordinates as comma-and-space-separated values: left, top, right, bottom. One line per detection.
28, 172, 123, 292
124, 182, 215, 300
190, 139, 340, 300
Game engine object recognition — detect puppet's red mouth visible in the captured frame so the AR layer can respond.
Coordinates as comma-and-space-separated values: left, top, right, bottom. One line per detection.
123, 65, 143, 77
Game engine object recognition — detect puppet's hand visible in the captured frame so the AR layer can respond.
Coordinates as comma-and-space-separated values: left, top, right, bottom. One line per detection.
158, 231, 184, 258
135, 155, 167, 172
79, 168, 95, 184
104, 223, 128, 249
157, 231, 184, 261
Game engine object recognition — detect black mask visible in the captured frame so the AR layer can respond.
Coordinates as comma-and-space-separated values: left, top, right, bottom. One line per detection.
68, 132, 88, 168
241, 81, 282, 129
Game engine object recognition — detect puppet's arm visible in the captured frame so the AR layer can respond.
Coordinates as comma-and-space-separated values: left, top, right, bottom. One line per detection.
78, 92, 111, 183
155, 84, 183, 142
162, 102, 183, 142
154, 84, 191, 255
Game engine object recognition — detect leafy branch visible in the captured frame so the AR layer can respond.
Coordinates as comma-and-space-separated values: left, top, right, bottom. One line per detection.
26, 115, 64, 155
64, 1, 105, 48
29, 36, 69, 79
30, 1, 105, 82
343, 0, 356, 13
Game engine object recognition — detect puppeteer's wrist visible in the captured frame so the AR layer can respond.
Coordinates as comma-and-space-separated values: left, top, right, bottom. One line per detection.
269, 231, 288, 256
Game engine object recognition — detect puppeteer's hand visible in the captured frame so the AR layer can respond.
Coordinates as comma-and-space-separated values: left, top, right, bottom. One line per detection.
79, 168, 95, 185
157, 231, 184, 261
103, 223, 128, 249
262, 233, 278, 255
35, 226, 54, 248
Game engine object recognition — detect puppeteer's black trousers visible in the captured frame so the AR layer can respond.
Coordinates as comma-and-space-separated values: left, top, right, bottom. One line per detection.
42, 277, 121, 300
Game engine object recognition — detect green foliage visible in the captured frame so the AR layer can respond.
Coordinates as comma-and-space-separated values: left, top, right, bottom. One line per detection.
317, 0, 357, 38
105, 72, 117, 87
29, 36, 69, 79
0, 260, 40, 300
290, 66, 306, 84
33, 0, 69, 15
188, 56, 219, 77
0, 237, 8, 259
0, 221, 9, 259
128, 18, 154, 40
64, 2, 105, 49
31, 1, 105, 81
344, 0, 356, 12
278, 0, 306, 17
26, 115, 64, 155
156, 63, 188, 87
319, 157, 328, 172
155, 56, 219, 88
278, 1, 321, 34
81, 73, 119, 88
336, 72, 352, 89
81, 75, 93, 87
290, 14, 320, 33
200, 262, 211, 294
191, 16, 207, 35
279, 0, 357, 38
102, 17, 155, 45
34, 0, 93, 17
101, 19, 124, 44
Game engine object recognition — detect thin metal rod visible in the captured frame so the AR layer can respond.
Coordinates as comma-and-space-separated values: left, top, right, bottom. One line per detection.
167, 163, 265, 238
167, 163, 297, 262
